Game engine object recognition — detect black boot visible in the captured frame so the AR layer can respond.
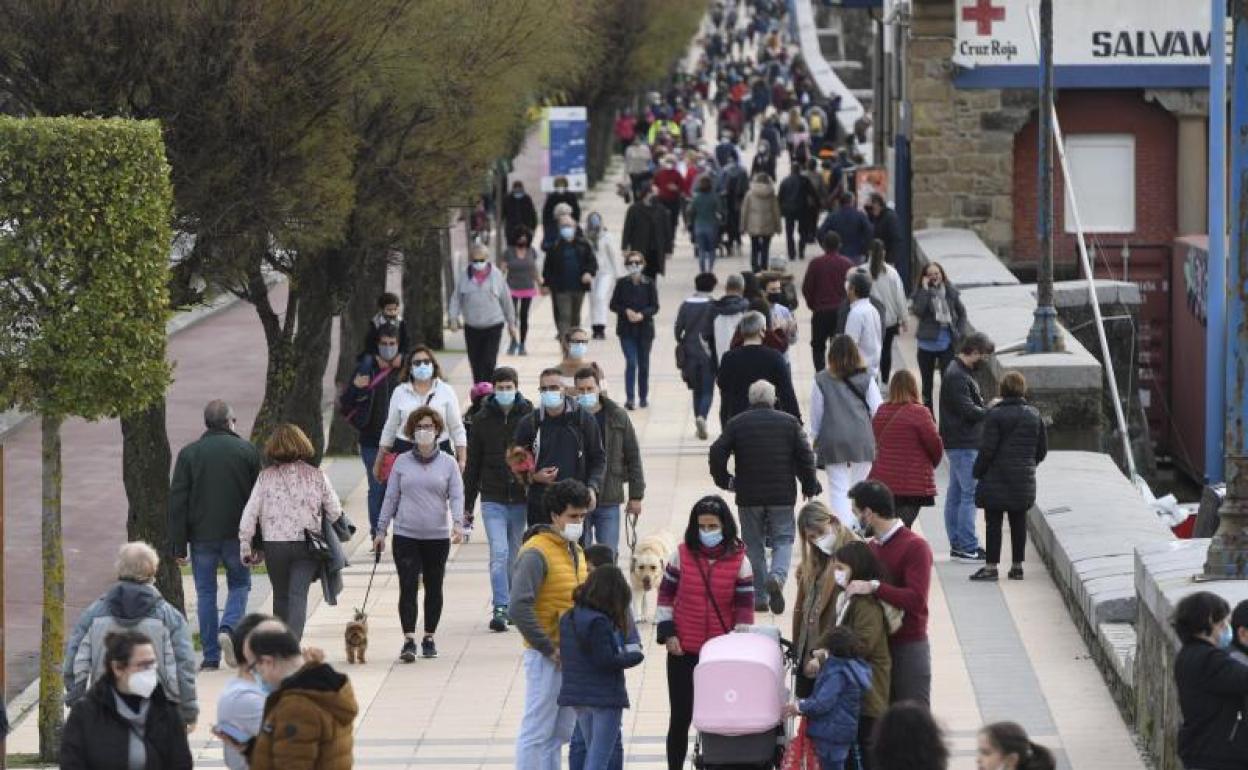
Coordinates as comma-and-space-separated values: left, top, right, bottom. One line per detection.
592, 324, 606, 340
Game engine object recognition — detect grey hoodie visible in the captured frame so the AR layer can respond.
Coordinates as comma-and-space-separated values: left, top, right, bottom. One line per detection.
450, 262, 516, 329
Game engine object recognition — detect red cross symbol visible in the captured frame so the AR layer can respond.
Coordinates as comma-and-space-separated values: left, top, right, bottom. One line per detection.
962, 0, 1006, 36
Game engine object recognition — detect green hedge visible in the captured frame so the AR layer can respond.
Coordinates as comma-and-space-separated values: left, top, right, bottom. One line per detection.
0, 117, 173, 418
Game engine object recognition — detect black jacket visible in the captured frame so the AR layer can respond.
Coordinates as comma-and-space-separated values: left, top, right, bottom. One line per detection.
502, 193, 538, 238
621, 200, 672, 276
674, 296, 717, 387
710, 404, 820, 506
541, 190, 581, 243
871, 206, 902, 262
972, 398, 1048, 511
61, 681, 192, 770
778, 172, 818, 218
542, 237, 598, 293
939, 358, 987, 449
514, 399, 607, 524
168, 429, 262, 557
337, 355, 403, 447
716, 344, 801, 427
610, 275, 659, 340
1175, 640, 1248, 770
464, 395, 535, 508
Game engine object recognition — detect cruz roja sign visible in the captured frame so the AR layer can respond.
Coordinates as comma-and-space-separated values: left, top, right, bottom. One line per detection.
954, 0, 1213, 88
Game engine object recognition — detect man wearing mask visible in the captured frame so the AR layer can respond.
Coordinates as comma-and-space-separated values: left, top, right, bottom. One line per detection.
542, 215, 598, 339
846, 480, 933, 707
572, 368, 644, 558
513, 369, 607, 526
362, 291, 409, 357
338, 325, 405, 537
541, 176, 581, 251
841, 270, 883, 378
502, 180, 538, 245
464, 367, 535, 633
621, 185, 671, 280
510, 479, 591, 769
940, 332, 996, 563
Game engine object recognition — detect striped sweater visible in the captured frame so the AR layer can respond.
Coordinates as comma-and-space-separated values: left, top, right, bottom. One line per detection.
656, 542, 754, 655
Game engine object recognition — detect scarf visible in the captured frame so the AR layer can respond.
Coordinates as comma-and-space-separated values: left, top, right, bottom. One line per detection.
113, 688, 151, 770
930, 284, 953, 327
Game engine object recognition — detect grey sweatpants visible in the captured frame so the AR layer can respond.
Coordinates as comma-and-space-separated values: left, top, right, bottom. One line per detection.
889, 639, 932, 707
264, 541, 321, 640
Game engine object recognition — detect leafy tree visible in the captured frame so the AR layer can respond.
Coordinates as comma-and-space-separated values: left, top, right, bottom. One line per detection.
0, 117, 173, 760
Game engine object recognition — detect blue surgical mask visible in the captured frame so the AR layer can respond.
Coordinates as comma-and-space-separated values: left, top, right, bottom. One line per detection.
494, 390, 517, 407
568, 342, 588, 359
541, 390, 564, 410
699, 529, 724, 548
560, 226, 575, 240
411, 362, 434, 381
577, 392, 599, 410
1219, 624, 1234, 649
256, 678, 274, 696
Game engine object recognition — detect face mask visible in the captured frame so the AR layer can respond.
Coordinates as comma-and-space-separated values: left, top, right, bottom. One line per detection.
412, 362, 434, 381
627, 264, 643, 276
470, 261, 487, 272
699, 529, 724, 548
768, 292, 785, 305
562, 521, 584, 542
255, 676, 274, 696
126, 668, 159, 699
1219, 624, 1234, 649
577, 392, 599, 410
560, 226, 575, 240
814, 531, 837, 556
556, 185, 568, 193
378, 344, 399, 361
415, 428, 437, 446
541, 390, 563, 410
495, 389, 516, 407
513, 190, 524, 198
568, 342, 588, 359
833, 569, 850, 588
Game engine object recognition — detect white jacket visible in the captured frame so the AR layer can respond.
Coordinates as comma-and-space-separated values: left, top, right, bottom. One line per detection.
380, 379, 467, 447
590, 233, 620, 327
863, 264, 908, 328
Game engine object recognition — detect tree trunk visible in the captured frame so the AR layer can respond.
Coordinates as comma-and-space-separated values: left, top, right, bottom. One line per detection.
38, 412, 65, 762
120, 400, 184, 612
325, 250, 387, 455
282, 257, 336, 465
403, 230, 446, 350
249, 265, 296, 450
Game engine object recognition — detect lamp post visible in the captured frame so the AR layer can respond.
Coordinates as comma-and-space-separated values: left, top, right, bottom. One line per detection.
1025, 0, 1062, 353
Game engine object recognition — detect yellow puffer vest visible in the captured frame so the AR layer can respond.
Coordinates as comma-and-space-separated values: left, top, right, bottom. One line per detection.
520, 529, 587, 649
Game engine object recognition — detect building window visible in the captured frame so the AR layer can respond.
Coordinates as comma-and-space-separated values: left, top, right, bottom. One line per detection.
1063, 134, 1136, 234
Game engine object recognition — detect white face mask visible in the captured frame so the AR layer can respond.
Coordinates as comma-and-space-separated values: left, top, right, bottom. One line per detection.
126, 668, 159, 698
814, 530, 837, 556
414, 428, 437, 446
833, 569, 850, 588
562, 521, 584, 542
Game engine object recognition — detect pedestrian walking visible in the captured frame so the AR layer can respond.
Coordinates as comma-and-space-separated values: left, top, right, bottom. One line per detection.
717, 157, 749, 257
64, 542, 198, 726
654, 155, 686, 244
377, 346, 468, 470
717, 311, 801, 425
710, 273, 750, 365
502, 180, 538, 245
213, 613, 273, 770
976, 722, 1057, 770
625, 135, 654, 199
818, 192, 874, 262
675, 273, 719, 440
811, 335, 882, 526
60, 630, 193, 770
374, 407, 465, 661
911, 262, 968, 410
168, 399, 261, 670
741, 172, 782, 273
687, 175, 723, 274
869, 370, 943, 528
614, 108, 638, 154
861, 240, 909, 382
499, 226, 541, 356
970, 371, 1048, 582
843, 270, 883, 379
778, 162, 818, 262
464, 367, 534, 633
657, 496, 755, 770
238, 424, 345, 639
586, 212, 621, 340
362, 291, 410, 355
872, 703, 949, 770
542, 176, 581, 250
339, 326, 404, 536
511, 479, 592, 769
543, 214, 598, 339
784, 626, 872, 770
622, 185, 672, 280
763, 271, 799, 350
610, 252, 659, 409
558, 565, 645, 769
449, 243, 518, 385
1172, 591, 1248, 770
572, 367, 644, 556
793, 501, 862, 697
803, 231, 854, 372
750, 140, 777, 182
246, 626, 358, 770
554, 327, 607, 393
710, 380, 820, 614
940, 331, 996, 563
866, 193, 902, 265
849, 481, 934, 707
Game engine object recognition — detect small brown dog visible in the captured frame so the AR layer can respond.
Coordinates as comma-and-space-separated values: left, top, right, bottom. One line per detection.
506, 445, 536, 487
345, 609, 368, 664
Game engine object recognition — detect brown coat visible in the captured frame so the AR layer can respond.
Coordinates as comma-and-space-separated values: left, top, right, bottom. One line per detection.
840, 596, 892, 719
791, 527, 861, 662
250, 663, 358, 770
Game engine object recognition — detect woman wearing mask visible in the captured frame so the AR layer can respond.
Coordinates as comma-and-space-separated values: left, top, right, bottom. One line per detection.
976, 722, 1056, 770
1172, 591, 1248, 770
449, 243, 517, 384
376, 346, 467, 472
610, 252, 660, 410
499, 225, 541, 356
656, 496, 755, 770
238, 425, 343, 639
740, 172, 782, 274
792, 501, 860, 697
687, 174, 723, 274
869, 370, 943, 528
60, 630, 193, 770
585, 211, 620, 341
542, 214, 598, 339
811, 335, 883, 527
374, 407, 465, 662
214, 613, 274, 770
910, 261, 967, 410
555, 326, 610, 395
862, 240, 909, 382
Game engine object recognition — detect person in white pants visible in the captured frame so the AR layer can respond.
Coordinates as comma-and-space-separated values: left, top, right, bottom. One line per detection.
810, 334, 882, 528
586, 211, 620, 340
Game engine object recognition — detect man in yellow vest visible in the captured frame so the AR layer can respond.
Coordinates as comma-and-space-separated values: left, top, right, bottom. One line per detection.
510, 478, 590, 769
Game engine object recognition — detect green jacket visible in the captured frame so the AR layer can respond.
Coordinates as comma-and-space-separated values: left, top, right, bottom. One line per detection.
168, 430, 262, 556
596, 397, 645, 506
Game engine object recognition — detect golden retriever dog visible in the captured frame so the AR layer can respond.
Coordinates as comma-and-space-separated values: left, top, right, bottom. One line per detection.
630, 530, 675, 624
345, 609, 368, 664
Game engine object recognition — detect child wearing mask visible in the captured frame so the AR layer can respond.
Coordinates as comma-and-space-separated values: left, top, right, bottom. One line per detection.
785, 626, 872, 770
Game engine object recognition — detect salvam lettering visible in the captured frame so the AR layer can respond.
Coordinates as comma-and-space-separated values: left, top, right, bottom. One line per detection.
1091, 30, 1211, 58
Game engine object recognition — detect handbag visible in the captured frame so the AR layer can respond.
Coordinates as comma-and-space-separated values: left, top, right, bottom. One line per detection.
779, 719, 821, 770
304, 527, 333, 563
331, 512, 357, 543
377, 451, 398, 482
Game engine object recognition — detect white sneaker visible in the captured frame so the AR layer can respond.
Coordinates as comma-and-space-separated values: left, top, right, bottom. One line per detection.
695, 417, 708, 440
219, 631, 237, 669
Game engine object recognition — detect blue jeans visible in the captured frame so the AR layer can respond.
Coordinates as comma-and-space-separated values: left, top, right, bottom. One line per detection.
570, 707, 624, 770
190, 540, 252, 663
737, 505, 795, 596
944, 448, 982, 553
695, 225, 718, 273
481, 501, 527, 608
516, 649, 577, 770
619, 334, 653, 405
359, 444, 385, 536
580, 504, 621, 557
694, 369, 715, 419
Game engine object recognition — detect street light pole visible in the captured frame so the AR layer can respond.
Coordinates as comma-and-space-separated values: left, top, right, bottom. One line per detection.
1205, 0, 1248, 580
1026, 0, 1061, 353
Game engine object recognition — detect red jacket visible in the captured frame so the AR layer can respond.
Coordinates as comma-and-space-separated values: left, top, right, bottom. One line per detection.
614, 115, 636, 142
801, 251, 854, 312
868, 526, 932, 644
660, 543, 753, 655
869, 403, 943, 497
682, 167, 699, 197
654, 168, 685, 203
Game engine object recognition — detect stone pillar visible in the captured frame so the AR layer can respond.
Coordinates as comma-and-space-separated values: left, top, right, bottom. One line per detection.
1146, 89, 1210, 236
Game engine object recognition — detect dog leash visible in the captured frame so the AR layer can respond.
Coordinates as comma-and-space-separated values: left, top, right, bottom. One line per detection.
625, 510, 640, 569
360, 548, 382, 613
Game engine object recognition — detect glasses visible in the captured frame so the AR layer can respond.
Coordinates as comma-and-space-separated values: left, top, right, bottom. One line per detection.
412, 358, 433, 365
569, 338, 589, 345
415, 422, 436, 430
626, 262, 643, 268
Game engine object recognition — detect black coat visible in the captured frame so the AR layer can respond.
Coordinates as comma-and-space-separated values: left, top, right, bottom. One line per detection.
972, 398, 1047, 511
464, 395, 535, 508
541, 190, 581, 242
674, 296, 716, 388
502, 193, 538, 238
621, 200, 671, 276
542, 237, 598, 293
338, 355, 403, 447
871, 206, 902, 262
1175, 640, 1248, 770
938, 357, 987, 449
710, 404, 820, 506
778, 172, 818, 218
61, 682, 192, 770
716, 344, 801, 427
609, 276, 659, 340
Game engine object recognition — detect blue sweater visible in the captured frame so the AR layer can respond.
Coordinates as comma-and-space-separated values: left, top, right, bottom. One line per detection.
799, 656, 872, 760
557, 606, 644, 709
